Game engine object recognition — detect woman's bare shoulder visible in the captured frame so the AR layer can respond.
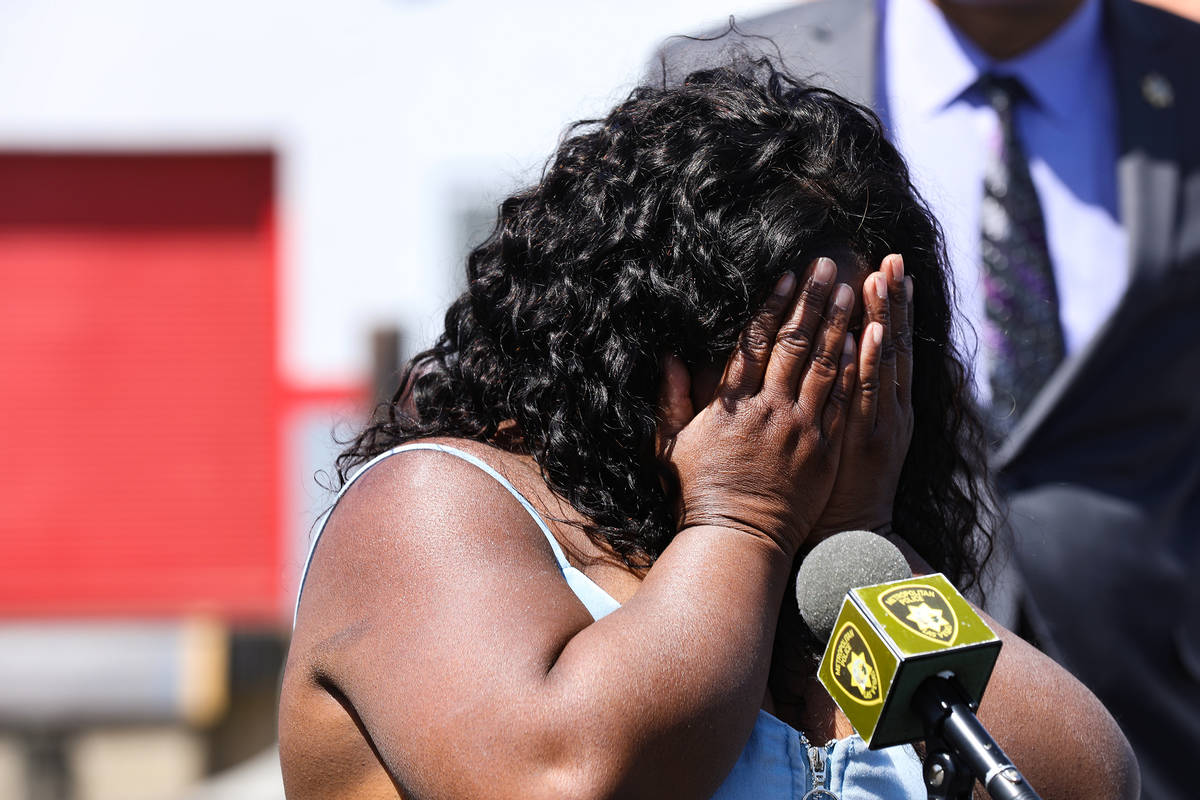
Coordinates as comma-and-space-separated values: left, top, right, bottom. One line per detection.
334, 436, 518, 505
292, 437, 593, 656
321, 437, 541, 551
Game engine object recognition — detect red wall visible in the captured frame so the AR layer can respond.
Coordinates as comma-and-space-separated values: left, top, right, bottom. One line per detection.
0, 153, 285, 619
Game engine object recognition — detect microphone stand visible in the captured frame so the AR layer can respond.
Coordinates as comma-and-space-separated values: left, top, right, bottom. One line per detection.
912, 673, 1044, 800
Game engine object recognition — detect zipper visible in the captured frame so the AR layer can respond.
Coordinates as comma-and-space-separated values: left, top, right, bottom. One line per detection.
801, 734, 839, 800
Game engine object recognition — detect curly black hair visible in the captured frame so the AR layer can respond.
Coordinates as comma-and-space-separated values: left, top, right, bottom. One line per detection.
337, 58, 995, 590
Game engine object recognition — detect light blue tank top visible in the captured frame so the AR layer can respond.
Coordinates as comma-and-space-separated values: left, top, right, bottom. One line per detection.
296, 443, 926, 799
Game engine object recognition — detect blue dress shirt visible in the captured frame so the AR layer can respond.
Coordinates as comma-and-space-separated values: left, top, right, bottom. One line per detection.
879, 0, 1128, 402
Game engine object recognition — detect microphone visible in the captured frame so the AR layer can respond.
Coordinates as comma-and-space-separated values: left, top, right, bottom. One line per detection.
796, 531, 1042, 800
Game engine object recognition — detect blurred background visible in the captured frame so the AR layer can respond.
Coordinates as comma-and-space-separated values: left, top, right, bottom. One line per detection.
0, 1, 1196, 799
0, 0, 795, 797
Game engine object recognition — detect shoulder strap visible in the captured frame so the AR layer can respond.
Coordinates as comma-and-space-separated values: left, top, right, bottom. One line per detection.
397, 444, 574, 567
293, 442, 573, 627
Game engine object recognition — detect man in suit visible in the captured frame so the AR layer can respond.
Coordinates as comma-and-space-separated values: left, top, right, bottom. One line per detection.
662, 1, 1200, 797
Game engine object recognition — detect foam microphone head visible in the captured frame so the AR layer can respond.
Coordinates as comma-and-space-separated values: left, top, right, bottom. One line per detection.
795, 530, 912, 642
797, 530, 1003, 750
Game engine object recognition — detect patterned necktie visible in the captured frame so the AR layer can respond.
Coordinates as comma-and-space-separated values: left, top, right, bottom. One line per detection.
978, 74, 1065, 437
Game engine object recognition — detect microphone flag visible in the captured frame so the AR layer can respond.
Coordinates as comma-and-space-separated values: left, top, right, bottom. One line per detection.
817, 572, 1001, 748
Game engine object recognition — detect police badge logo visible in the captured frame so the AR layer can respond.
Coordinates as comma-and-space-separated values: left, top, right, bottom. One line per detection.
879, 583, 958, 645
829, 622, 882, 705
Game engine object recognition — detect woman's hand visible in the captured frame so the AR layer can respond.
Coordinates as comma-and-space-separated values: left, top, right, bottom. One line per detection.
657, 257, 858, 558
810, 253, 914, 541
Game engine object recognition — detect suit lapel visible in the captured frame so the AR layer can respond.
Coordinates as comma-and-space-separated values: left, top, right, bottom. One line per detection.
994, 0, 1181, 470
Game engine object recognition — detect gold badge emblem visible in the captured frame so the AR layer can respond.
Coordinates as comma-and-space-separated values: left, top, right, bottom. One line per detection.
830, 622, 882, 705
879, 584, 958, 645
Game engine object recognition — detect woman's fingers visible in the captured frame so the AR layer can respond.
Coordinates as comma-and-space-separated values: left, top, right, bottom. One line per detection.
798, 280, 854, 419
762, 257, 838, 400
825, 333, 857, 442
884, 254, 914, 408
863, 267, 897, 413
855, 320, 884, 433
718, 255, 856, 429
847, 254, 913, 437
720, 270, 799, 397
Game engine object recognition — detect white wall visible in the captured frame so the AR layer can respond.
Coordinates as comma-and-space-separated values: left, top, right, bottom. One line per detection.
0, 0, 789, 388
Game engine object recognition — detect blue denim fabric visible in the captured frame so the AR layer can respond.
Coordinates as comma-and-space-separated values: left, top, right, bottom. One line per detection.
712, 711, 924, 799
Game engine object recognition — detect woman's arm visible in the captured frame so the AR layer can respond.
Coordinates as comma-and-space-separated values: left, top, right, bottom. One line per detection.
286, 259, 858, 800
975, 606, 1139, 800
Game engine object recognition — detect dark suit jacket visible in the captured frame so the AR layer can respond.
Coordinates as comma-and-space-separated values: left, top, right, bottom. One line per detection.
662, 2, 1200, 797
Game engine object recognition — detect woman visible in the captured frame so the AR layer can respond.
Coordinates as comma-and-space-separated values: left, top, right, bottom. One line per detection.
280, 61, 1136, 799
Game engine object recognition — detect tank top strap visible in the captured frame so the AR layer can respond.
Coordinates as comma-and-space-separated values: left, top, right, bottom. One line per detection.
398, 443, 576, 566
294, 442, 619, 627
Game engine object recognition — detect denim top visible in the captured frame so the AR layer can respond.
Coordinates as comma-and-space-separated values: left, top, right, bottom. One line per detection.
296, 443, 926, 799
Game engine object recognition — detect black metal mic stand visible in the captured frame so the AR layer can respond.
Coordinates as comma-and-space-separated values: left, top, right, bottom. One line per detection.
912, 672, 1044, 800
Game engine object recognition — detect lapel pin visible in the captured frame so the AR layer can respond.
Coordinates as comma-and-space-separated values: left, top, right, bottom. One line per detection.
1141, 72, 1174, 109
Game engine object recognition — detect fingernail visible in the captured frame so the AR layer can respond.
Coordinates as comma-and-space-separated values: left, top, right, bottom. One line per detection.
905, 275, 914, 302
834, 283, 853, 311
773, 271, 796, 297
889, 254, 905, 283
814, 257, 836, 284
870, 321, 883, 345
841, 334, 855, 363
874, 273, 887, 300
